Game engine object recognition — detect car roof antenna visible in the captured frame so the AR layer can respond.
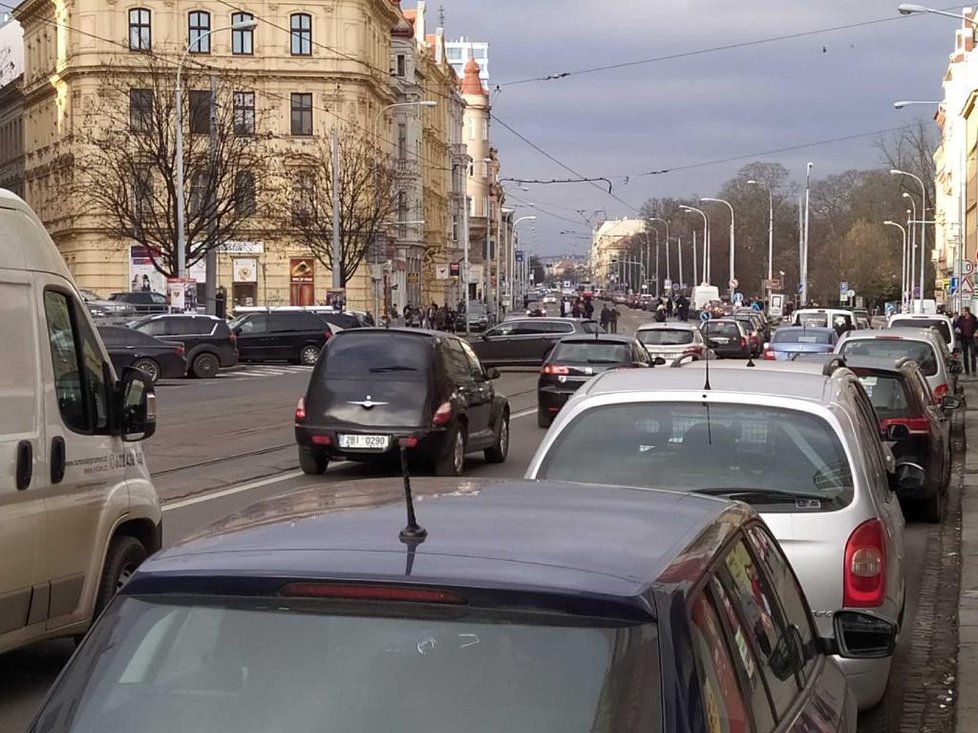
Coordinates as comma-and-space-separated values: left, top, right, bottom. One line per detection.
397, 437, 427, 576
703, 338, 712, 391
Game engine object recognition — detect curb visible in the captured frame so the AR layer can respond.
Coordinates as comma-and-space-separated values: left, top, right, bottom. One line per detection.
955, 381, 978, 733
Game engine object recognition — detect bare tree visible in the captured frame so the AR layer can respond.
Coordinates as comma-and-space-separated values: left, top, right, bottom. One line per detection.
73, 54, 277, 277
281, 131, 398, 287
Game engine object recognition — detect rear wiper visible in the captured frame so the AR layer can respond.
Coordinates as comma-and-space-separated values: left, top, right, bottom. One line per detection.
369, 365, 418, 372
693, 488, 836, 505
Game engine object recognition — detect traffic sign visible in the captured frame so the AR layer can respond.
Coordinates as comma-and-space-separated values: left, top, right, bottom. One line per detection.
965, 260, 976, 276
729, 278, 739, 289
763, 278, 781, 290
671, 282, 681, 292
664, 278, 673, 290
797, 283, 804, 294
885, 303, 896, 316
912, 286, 921, 298
846, 289, 855, 299
950, 276, 959, 296
839, 281, 849, 295
515, 250, 524, 263
963, 276, 975, 295
733, 292, 744, 304
700, 311, 711, 322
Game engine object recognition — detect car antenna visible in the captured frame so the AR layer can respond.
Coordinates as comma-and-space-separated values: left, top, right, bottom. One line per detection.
703, 334, 712, 390
397, 437, 427, 574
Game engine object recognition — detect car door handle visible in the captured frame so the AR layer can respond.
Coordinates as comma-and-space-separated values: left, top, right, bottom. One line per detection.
15, 440, 32, 491
51, 436, 66, 484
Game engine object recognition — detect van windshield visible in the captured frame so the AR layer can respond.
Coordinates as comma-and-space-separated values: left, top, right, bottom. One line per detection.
322, 333, 431, 376
34, 595, 663, 733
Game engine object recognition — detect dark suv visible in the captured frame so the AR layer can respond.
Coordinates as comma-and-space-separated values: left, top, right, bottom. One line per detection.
470, 318, 602, 367
295, 328, 509, 476
129, 314, 239, 378
229, 311, 333, 365
108, 291, 169, 314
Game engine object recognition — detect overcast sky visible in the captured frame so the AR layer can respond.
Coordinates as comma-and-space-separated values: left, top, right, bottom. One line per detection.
443, 0, 959, 255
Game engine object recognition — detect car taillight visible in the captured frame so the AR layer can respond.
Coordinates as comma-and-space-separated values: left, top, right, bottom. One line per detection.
934, 383, 949, 402
295, 397, 306, 422
740, 337, 747, 349
763, 349, 776, 360
880, 416, 930, 435
311, 434, 332, 446
681, 346, 703, 357
541, 364, 570, 375
229, 333, 237, 347
432, 401, 453, 426
280, 583, 465, 604
324, 329, 332, 341
844, 519, 886, 608
174, 344, 185, 357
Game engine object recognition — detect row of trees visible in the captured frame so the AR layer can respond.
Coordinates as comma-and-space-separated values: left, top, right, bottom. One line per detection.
618, 123, 936, 306
73, 56, 400, 287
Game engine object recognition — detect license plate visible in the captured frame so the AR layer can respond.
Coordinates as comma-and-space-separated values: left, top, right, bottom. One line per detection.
713, 337, 730, 345
338, 434, 390, 450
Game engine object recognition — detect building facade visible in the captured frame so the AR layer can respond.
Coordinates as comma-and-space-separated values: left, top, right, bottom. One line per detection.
590, 218, 648, 289
0, 73, 24, 197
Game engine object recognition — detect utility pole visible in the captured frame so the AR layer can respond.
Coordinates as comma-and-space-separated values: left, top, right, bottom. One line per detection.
678, 237, 684, 291
692, 231, 698, 287
331, 127, 342, 291
204, 72, 218, 315
802, 162, 812, 305
463, 196, 471, 335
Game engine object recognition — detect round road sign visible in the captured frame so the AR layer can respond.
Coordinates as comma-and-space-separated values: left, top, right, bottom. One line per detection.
965, 260, 976, 276
846, 289, 856, 298
671, 282, 681, 292
700, 311, 711, 322
729, 278, 739, 289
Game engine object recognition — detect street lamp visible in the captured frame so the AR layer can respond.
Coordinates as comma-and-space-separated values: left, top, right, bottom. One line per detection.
701, 197, 736, 300
747, 180, 775, 292
892, 168, 928, 311
680, 205, 710, 284
648, 216, 670, 283
897, 4, 978, 24
513, 215, 536, 313
902, 192, 917, 309
894, 100, 941, 109
174, 17, 258, 279
884, 220, 909, 313
376, 100, 438, 119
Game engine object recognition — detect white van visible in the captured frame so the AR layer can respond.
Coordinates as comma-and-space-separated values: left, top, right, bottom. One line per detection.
0, 189, 162, 655
691, 285, 720, 310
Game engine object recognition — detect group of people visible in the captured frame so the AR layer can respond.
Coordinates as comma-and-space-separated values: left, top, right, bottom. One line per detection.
390, 302, 465, 331
651, 294, 692, 323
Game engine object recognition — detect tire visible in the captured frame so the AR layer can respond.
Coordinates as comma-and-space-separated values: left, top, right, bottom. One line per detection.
485, 411, 510, 463
298, 448, 328, 475
434, 423, 466, 476
191, 352, 220, 379
131, 357, 160, 384
299, 344, 320, 366
920, 487, 945, 524
93, 535, 147, 618
537, 407, 553, 429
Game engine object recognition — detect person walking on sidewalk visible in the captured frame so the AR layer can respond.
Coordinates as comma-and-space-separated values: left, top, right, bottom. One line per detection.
955, 307, 978, 376
609, 304, 620, 334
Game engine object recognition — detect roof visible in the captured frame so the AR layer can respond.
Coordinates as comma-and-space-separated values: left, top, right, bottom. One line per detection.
582, 360, 833, 403
835, 355, 914, 375
124, 479, 737, 617
636, 322, 700, 331
842, 327, 942, 342
557, 333, 636, 344
460, 56, 487, 96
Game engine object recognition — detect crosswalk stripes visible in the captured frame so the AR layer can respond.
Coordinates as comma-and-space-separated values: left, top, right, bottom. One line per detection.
216, 364, 314, 379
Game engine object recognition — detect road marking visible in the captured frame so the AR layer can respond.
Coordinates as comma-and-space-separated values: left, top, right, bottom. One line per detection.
162, 470, 305, 511
512, 407, 536, 420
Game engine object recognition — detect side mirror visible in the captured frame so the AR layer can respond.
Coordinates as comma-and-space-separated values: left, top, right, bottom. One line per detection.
481, 332, 491, 341
942, 394, 963, 411
485, 367, 501, 380
829, 611, 898, 660
118, 366, 157, 442
885, 423, 910, 441
949, 360, 963, 375
894, 461, 926, 492
653, 356, 667, 366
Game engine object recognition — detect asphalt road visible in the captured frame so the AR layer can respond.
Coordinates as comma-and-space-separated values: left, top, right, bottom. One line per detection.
0, 308, 948, 731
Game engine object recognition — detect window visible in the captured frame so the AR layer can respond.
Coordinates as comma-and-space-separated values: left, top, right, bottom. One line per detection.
231, 12, 254, 55
459, 340, 487, 378
290, 13, 312, 56
444, 340, 471, 383
129, 88, 153, 133
189, 172, 207, 217
397, 122, 407, 160
689, 591, 751, 732
292, 171, 314, 224
128, 8, 152, 51
290, 92, 312, 135
133, 168, 153, 227
188, 11, 211, 54
233, 91, 255, 135
44, 290, 110, 435
395, 53, 406, 76
189, 90, 211, 134
234, 314, 267, 334
234, 171, 256, 216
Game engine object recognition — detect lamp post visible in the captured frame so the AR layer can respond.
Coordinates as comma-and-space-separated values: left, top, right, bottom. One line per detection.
802, 163, 813, 306
701, 197, 735, 301
648, 217, 670, 283
903, 193, 917, 310
748, 179, 775, 297
174, 18, 257, 279
513, 215, 536, 310
891, 168, 928, 311
680, 205, 710, 284
884, 220, 908, 313
898, 4, 978, 24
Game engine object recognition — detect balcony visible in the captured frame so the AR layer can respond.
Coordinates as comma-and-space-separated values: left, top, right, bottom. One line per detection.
395, 158, 420, 177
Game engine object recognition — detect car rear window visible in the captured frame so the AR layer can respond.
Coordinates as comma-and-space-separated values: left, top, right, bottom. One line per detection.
703, 323, 740, 338
165, 318, 216, 336
638, 329, 693, 346
839, 339, 938, 376
322, 333, 432, 376
855, 374, 913, 419
772, 330, 833, 345
36, 595, 663, 733
796, 313, 829, 328
551, 342, 632, 364
890, 318, 952, 345
537, 402, 854, 510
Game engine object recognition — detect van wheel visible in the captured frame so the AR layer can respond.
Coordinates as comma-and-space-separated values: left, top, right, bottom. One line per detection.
191, 352, 220, 379
94, 536, 147, 618
537, 407, 553, 428
298, 448, 328, 475
299, 345, 320, 366
434, 424, 466, 476
131, 358, 160, 384
485, 411, 509, 463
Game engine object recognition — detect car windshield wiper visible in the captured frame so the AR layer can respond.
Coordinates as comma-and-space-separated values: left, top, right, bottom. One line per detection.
693, 487, 836, 505
369, 365, 418, 372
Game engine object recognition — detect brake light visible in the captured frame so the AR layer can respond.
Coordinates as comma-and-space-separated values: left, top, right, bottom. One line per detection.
311, 434, 332, 446
280, 583, 465, 605
432, 401, 453, 426
229, 333, 237, 347
541, 364, 570, 375
880, 417, 930, 435
324, 329, 332, 341
844, 519, 886, 608
934, 383, 949, 402
740, 337, 747, 349
763, 349, 776, 360
295, 397, 306, 422
682, 346, 703, 357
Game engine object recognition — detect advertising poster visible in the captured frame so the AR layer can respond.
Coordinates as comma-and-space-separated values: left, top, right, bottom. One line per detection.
129, 245, 167, 294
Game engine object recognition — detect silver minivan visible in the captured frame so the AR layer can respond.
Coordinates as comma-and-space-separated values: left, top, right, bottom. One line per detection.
525, 360, 907, 710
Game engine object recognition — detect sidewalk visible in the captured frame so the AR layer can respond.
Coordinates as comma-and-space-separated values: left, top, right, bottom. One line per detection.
956, 379, 978, 732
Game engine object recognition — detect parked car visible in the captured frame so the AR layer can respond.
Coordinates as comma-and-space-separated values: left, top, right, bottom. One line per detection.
108, 290, 170, 314
887, 313, 957, 352
636, 322, 713, 362
29, 475, 895, 733
97, 325, 188, 383
700, 318, 752, 359
128, 314, 239, 378
526, 360, 909, 710
732, 308, 772, 344
537, 334, 653, 427
0, 188, 161, 657
83, 290, 139, 325
763, 326, 839, 361
229, 310, 334, 365
470, 317, 602, 367
457, 301, 492, 332
836, 327, 959, 401
845, 356, 958, 522
791, 308, 857, 333
295, 328, 509, 476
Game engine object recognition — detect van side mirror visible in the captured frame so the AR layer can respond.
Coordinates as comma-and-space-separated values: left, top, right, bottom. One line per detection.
885, 423, 910, 441
118, 367, 157, 442
827, 611, 897, 659
942, 394, 963, 411
949, 359, 963, 375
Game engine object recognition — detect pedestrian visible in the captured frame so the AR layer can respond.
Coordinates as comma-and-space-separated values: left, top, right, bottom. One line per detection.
584, 297, 595, 319
364, 310, 376, 327
600, 304, 611, 331
571, 301, 583, 318
955, 306, 978, 376
609, 304, 620, 334
654, 304, 667, 323
666, 297, 674, 318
